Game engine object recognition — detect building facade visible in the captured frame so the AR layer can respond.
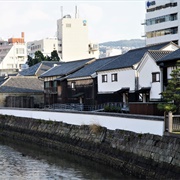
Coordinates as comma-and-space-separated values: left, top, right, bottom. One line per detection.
0, 32, 27, 75
57, 14, 99, 61
144, 0, 180, 45
27, 37, 58, 58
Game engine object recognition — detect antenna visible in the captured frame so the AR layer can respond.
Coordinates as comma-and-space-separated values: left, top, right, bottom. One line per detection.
75, 5, 78, 18
61, 6, 63, 18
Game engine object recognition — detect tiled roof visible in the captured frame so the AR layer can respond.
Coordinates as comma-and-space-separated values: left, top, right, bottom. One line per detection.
148, 50, 173, 61
157, 48, 180, 63
97, 42, 171, 72
19, 61, 62, 76
67, 55, 119, 79
0, 76, 43, 93
39, 58, 94, 78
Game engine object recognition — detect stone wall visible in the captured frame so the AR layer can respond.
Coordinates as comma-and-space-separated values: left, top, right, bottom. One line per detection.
0, 114, 179, 179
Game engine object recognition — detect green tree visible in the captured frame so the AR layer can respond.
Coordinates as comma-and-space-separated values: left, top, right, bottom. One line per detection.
27, 55, 34, 67
27, 50, 60, 67
51, 50, 60, 61
34, 51, 46, 64
158, 60, 180, 114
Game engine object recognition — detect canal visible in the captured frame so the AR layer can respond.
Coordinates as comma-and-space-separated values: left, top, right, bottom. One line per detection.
0, 137, 137, 179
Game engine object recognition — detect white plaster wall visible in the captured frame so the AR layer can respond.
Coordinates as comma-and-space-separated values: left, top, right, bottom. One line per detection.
0, 109, 164, 136
167, 66, 175, 79
138, 55, 161, 99
98, 68, 135, 93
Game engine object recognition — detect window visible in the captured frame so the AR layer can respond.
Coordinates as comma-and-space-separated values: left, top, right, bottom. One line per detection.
152, 72, 160, 82
16, 48, 24, 54
44, 81, 50, 88
71, 82, 75, 89
111, 73, 118, 82
147, 27, 178, 38
102, 75, 107, 83
53, 81, 57, 87
66, 23, 71, 28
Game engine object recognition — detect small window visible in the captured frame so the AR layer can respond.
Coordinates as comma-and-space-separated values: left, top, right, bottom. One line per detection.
53, 81, 57, 87
44, 81, 50, 88
111, 73, 118, 82
102, 75, 107, 83
66, 23, 71, 28
71, 82, 75, 89
152, 72, 160, 82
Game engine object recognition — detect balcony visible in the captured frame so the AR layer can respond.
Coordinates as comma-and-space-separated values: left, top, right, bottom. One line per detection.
44, 87, 57, 94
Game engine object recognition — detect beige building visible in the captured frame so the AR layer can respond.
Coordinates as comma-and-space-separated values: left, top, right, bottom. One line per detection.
57, 14, 99, 62
28, 37, 58, 58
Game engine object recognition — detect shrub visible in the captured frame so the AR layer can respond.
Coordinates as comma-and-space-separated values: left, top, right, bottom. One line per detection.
104, 105, 121, 113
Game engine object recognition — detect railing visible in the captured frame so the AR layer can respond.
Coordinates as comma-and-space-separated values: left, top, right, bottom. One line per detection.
165, 112, 180, 133
44, 102, 129, 112
44, 87, 57, 94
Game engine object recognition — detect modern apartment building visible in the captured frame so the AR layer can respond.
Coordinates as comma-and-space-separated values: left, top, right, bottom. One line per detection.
0, 32, 27, 75
57, 14, 99, 62
144, 0, 179, 45
27, 37, 58, 58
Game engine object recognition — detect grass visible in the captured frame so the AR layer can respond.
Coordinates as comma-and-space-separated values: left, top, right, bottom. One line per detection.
89, 123, 102, 134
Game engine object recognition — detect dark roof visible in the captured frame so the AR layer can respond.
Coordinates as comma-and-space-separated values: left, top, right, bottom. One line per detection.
67, 55, 119, 79
18, 61, 62, 76
0, 76, 43, 93
97, 42, 172, 72
157, 48, 180, 63
136, 87, 151, 93
114, 88, 130, 94
148, 50, 173, 61
39, 58, 94, 78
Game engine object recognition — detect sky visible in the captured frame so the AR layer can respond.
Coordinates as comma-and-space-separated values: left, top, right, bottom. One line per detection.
0, 0, 146, 43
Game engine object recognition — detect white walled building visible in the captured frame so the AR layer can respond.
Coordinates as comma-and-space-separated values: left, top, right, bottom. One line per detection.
144, 0, 179, 45
57, 14, 99, 62
0, 33, 27, 75
97, 42, 178, 104
28, 37, 58, 58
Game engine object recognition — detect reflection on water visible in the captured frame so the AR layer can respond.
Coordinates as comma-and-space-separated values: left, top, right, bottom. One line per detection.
0, 137, 136, 180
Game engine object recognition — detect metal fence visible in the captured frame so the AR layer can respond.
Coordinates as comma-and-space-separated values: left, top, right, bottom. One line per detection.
44, 102, 129, 112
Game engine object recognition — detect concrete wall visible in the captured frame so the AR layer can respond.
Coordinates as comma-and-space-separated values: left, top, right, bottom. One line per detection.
0, 108, 164, 136
0, 115, 179, 179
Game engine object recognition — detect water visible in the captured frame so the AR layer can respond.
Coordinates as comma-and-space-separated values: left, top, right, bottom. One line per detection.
0, 138, 136, 180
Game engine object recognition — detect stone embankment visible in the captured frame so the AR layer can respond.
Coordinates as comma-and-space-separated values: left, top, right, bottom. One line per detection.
0, 114, 179, 179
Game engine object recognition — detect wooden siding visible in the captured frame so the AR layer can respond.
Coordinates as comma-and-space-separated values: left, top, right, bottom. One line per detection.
67, 78, 96, 106
129, 102, 164, 116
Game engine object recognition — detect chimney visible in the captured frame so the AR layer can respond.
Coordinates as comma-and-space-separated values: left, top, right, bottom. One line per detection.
21, 32, 24, 39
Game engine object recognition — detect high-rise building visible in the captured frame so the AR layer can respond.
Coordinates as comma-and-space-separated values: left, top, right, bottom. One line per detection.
0, 32, 27, 75
57, 11, 99, 62
144, 0, 179, 45
27, 37, 58, 58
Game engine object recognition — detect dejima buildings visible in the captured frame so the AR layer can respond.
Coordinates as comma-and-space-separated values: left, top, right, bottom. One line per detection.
144, 0, 180, 45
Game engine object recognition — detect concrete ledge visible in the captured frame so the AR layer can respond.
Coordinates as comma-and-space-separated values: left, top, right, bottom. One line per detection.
0, 107, 164, 121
